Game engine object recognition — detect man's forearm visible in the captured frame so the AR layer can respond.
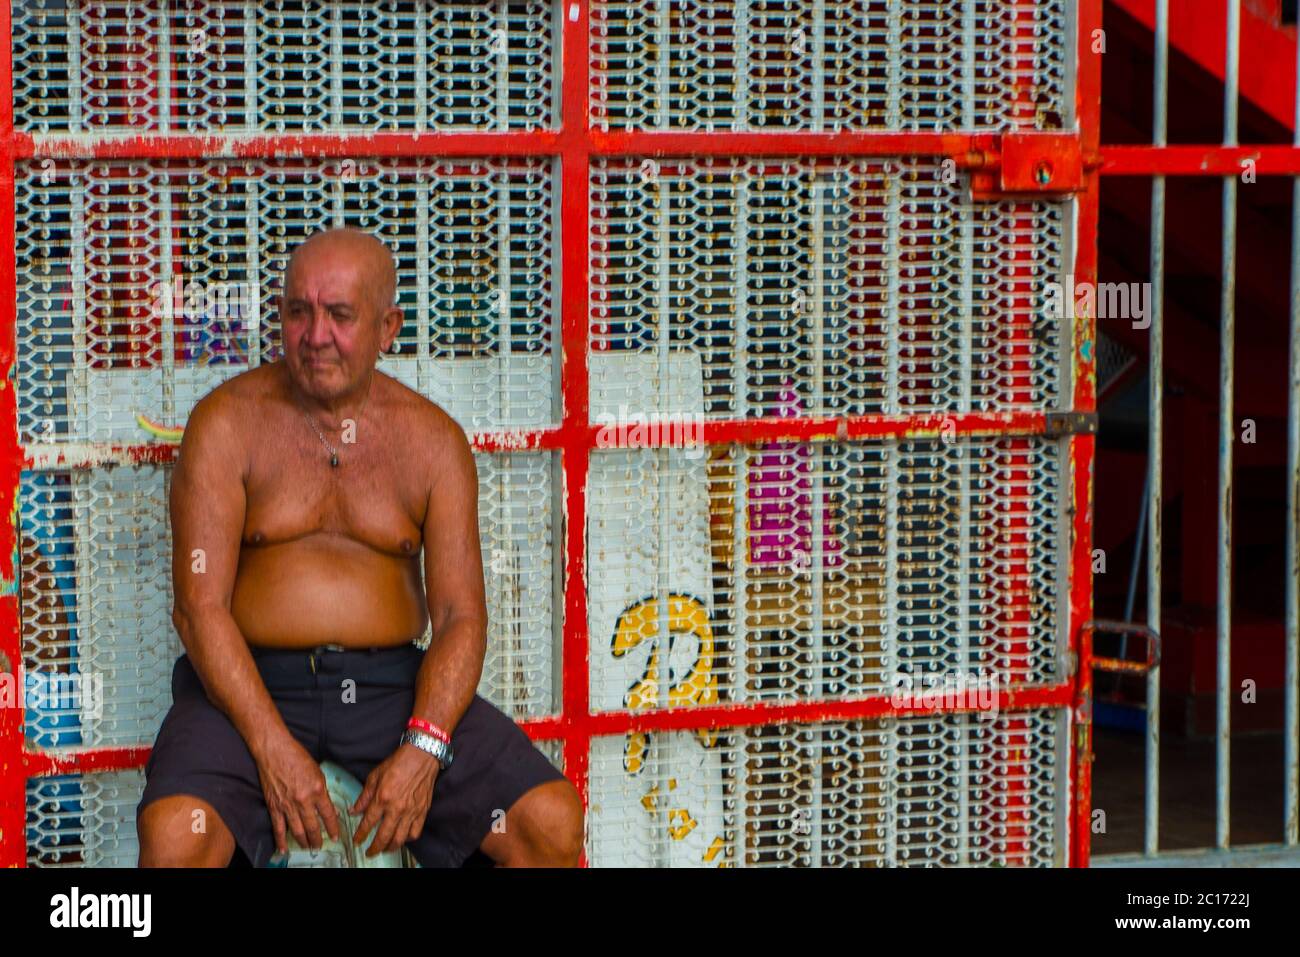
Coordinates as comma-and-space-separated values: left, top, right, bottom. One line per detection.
410, 614, 487, 740
174, 607, 293, 762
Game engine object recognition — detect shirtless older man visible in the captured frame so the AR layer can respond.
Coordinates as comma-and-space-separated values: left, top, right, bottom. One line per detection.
135, 228, 582, 867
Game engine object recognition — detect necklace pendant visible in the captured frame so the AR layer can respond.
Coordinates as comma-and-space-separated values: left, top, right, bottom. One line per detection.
330, 454, 339, 468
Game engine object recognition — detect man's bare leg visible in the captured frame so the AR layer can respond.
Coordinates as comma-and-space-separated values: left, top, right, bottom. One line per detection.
138, 794, 237, 867
476, 779, 584, 867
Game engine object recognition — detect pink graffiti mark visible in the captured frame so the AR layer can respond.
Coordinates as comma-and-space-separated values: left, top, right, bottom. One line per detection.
746, 377, 844, 569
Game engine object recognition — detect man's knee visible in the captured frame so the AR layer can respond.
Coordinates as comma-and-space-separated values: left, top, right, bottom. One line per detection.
137, 794, 236, 867
485, 778, 584, 867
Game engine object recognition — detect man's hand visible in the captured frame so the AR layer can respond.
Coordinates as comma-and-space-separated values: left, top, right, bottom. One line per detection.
350, 744, 440, 857
256, 734, 342, 855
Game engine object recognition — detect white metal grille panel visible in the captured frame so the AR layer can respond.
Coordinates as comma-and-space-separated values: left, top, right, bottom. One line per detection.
586, 709, 1063, 867
588, 437, 1064, 713
20, 467, 179, 751
590, 157, 1066, 418
475, 451, 560, 718
11, 0, 556, 132
14, 156, 557, 445
590, 0, 1069, 131
26, 770, 148, 867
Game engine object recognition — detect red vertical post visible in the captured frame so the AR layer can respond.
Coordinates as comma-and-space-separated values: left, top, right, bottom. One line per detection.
1069, 0, 1103, 869
559, 0, 593, 867
0, 0, 25, 868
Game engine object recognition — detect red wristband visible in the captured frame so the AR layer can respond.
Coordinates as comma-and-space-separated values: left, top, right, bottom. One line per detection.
408, 717, 450, 742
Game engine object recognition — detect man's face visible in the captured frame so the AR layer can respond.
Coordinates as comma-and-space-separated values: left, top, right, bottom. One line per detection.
278, 248, 391, 401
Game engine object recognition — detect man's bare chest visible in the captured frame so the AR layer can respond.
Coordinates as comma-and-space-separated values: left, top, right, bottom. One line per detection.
241, 428, 428, 557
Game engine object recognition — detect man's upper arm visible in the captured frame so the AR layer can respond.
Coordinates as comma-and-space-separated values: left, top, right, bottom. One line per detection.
170, 393, 247, 623
423, 417, 488, 636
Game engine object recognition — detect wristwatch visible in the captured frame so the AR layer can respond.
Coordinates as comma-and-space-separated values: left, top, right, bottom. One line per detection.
401, 728, 454, 770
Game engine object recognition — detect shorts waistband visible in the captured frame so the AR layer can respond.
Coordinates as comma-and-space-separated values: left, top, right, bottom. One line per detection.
248, 642, 424, 690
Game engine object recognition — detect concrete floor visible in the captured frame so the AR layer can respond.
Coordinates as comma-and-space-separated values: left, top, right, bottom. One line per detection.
1090, 725, 1288, 857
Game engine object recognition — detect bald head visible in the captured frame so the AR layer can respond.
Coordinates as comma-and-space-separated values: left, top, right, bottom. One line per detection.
284, 227, 397, 317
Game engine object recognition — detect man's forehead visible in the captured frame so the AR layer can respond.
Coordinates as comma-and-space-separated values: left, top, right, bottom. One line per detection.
283, 231, 395, 306
283, 257, 367, 302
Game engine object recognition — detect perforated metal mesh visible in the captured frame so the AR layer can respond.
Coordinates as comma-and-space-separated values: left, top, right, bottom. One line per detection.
588, 437, 1064, 718
20, 468, 178, 750
590, 0, 1069, 131
11, 0, 556, 132
14, 155, 556, 446
590, 157, 1066, 418
587, 708, 1063, 867
26, 770, 148, 867
476, 452, 561, 718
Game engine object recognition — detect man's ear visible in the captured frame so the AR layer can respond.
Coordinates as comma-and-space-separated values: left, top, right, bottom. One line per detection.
379, 305, 403, 352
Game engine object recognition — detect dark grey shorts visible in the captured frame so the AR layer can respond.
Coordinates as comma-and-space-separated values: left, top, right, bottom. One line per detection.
136, 645, 566, 867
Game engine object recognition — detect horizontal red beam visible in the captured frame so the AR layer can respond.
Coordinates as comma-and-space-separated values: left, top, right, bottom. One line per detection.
21, 411, 1073, 471
15, 129, 1002, 163
575, 683, 1072, 736
1100, 144, 1300, 175
22, 682, 1072, 777
588, 130, 997, 161
14, 130, 565, 160
23, 744, 151, 778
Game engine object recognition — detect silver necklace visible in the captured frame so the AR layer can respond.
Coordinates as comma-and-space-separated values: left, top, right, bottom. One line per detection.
298, 372, 374, 468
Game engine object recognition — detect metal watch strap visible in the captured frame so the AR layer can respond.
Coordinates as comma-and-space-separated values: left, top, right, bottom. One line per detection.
401, 728, 454, 770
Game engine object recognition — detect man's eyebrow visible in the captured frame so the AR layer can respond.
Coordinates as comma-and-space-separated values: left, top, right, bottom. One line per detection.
282, 297, 357, 310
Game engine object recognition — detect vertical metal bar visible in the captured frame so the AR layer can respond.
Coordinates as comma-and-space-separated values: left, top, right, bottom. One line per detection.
735, 0, 750, 129
809, 180, 827, 868
735, 173, 750, 421
1284, 1, 1300, 848
68, 2, 83, 132
158, 2, 172, 133
655, 0, 668, 128
559, 0, 593, 866
416, 180, 430, 387
730, 444, 748, 866
244, 179, 262, 366
160, 170, 176, 427
496, 169, 513, 422
415, 2, 428, 132
1216, 0, 1241, 851
242, 2, 258, 131
1069, 0, 1102, 869
1145, 0, 1168, 859
811, 0, 825, 132
731, 177, 751, 868
0, 0, 26, 869
808, 177, 826, 862
654, 163, 672, 866
330, 0, 343, 127
961, 0, 977, 130
496, 0, 510, 130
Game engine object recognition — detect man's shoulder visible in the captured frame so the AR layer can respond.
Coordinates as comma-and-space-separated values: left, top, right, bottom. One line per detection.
378, 371, 467, 444
184, 364, 279, 441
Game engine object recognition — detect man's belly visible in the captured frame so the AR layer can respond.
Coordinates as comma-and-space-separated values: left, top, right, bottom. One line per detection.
231, 537, 428, 648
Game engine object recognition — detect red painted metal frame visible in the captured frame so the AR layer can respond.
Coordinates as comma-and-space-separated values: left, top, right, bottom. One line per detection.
0, 2, 1101, 868
1069, 0, 1104, 869
0, 0, 21, 867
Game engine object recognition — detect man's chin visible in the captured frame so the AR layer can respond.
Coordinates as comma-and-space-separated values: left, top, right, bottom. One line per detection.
288, 363, 347, 399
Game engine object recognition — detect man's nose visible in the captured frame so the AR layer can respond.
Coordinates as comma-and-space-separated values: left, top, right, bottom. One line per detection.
304, 308, 333, 347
